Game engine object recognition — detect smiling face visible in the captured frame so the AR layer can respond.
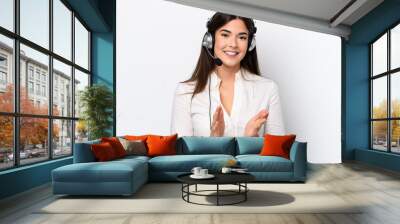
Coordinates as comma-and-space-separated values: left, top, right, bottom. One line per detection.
213, 18, 250, 69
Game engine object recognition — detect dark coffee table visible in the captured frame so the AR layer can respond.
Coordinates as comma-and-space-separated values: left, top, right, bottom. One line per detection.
177, 172, 255, 206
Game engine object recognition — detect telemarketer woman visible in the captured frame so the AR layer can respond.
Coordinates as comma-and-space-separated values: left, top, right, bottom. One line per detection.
171, 12, 285, 137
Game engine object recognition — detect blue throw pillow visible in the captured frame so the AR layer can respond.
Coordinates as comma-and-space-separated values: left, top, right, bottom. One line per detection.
236, 137, 264, 155
177, 136, 236, 155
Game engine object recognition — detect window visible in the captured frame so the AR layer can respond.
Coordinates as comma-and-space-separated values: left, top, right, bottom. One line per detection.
41, 73, 46, 82
0, 55, 7, 67
53, 0, 72, 60
42, 85, 46, 97
0, 54, 7, 88
370, 23, 400, 154
28, 81, 34, 94
53, 59, 71, 117
35, 70, 40, 81
36, 83, 40, 95
0, 71, 6, 85
0, 0, 91, 170
0, 0, 13, 32
75, 18, 89, 69
20, 0, 49, 49
29, 67, 34, 80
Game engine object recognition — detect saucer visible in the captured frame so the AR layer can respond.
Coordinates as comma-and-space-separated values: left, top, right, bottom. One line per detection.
190, 174, 215, 179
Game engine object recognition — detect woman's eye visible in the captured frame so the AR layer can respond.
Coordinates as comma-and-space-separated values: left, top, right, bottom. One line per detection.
221, 33, 228, 37
240, 36, 247, 40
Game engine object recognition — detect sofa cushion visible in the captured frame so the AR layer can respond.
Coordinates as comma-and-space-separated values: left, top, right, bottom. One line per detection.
176, 137, 236, 155
101, 137, 127, 158
236, 155, 293, 172
260, 134, 296, 159
148, 154, 235, 172
147, 134, 178, 157
236, 137, 263, 155
118, 138, 147, 156
91, 142, 118, 161
52, 158, 147, 183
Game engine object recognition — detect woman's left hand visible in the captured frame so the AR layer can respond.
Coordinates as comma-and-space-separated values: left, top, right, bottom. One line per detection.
244, 109, 268, 137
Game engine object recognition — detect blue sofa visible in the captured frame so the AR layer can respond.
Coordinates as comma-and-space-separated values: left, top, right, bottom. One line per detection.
52, 137, 307, 196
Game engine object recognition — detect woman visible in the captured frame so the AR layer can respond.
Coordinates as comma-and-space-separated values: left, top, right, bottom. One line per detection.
171, 12, 285, 137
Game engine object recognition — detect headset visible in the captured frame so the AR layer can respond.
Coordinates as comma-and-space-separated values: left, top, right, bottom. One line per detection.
201, 14, 257, 132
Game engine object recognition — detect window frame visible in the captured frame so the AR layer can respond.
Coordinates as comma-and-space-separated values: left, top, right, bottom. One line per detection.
370, 21, 400, 154
0, 0, 92, 171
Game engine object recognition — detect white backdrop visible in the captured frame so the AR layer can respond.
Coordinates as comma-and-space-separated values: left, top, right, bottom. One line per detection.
116, 0, 341, 163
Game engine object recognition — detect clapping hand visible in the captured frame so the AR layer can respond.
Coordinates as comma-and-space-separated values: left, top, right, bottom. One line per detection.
210, 105, 225, 137
244, 109, 269, 137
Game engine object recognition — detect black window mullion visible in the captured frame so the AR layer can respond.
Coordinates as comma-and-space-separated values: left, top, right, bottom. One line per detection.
71, 10, 76, 154
387, 30, 391, 152
13, 0, 20, 167
48, 0, 53, 160
370, 45, 373, 149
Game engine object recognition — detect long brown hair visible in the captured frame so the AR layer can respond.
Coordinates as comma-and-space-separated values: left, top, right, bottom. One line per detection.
182, 12, 261, 98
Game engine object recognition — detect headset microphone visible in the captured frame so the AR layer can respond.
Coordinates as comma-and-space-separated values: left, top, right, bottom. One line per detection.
204, 47, 223, 66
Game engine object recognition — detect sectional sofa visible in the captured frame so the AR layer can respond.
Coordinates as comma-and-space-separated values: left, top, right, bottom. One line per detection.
52, 136, 307, 196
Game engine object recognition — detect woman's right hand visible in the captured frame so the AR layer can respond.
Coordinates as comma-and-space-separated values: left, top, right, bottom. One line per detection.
210, 105, 225, 137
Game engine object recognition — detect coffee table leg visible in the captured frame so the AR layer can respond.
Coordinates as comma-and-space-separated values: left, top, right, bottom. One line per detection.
217, 184, 219, 206
245, 183, 247, 201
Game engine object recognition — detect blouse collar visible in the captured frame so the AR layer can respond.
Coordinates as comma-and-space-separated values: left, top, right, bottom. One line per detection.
209, 68, 246, 90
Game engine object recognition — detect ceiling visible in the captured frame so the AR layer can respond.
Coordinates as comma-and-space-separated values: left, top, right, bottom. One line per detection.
165, 0, 384, 39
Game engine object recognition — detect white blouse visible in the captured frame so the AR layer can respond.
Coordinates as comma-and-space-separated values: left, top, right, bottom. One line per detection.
170, 68, 285, 137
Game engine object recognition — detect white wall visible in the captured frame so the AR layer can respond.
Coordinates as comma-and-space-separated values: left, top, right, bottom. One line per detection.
116, 0, 341, 163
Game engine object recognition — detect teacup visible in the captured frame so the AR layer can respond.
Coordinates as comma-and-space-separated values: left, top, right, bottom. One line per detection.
199, 168, 208, 176
191, 167, 202, 176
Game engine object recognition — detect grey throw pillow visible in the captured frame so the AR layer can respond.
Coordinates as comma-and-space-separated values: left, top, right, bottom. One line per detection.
118, 137, 147, 156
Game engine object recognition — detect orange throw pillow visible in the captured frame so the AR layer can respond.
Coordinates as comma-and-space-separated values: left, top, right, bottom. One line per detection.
101, 137, 127, 158
146, 134, 178, 157
260, 134, 296, 159
124, 134, 154, 150
91, 142, 117, 161
124, 135, 150, 141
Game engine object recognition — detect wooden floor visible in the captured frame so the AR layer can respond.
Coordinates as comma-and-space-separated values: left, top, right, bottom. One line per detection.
1, 162, 400, 224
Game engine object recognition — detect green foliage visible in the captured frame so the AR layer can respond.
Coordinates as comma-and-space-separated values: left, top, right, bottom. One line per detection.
79, 84, 113, 140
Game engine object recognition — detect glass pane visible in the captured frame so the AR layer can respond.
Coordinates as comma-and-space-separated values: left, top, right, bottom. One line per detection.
53, 0, 72, 60
0, 34, 14, 112
20, 117, 49, 165
53, 119, 72, 157
53, 59, 72, 117
75, 120, 88, 143
74, 69, 89, 118
372, 33, 387, 76
0, 116, 13, 170
0, 0, 13, 31
392, 72, 400, 118
372, 77, 387, 119
20, 44, 49, 115
372, 121, 388, 151
391, 24, 400, 70
392, 120, 400, 153
20, 0, 49, 49
74, 17, 89, 69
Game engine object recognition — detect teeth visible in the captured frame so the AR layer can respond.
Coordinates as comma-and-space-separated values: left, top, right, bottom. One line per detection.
225, 51, 238, 56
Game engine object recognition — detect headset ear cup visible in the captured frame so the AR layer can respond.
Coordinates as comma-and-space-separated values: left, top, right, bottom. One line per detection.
248, 36, 256, 51
202, 32, 213, 49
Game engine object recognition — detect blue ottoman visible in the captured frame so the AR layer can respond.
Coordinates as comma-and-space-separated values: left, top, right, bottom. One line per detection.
52, 156, 148, 196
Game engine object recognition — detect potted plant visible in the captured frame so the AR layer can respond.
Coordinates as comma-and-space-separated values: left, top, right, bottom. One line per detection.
79, 84, 113, 140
